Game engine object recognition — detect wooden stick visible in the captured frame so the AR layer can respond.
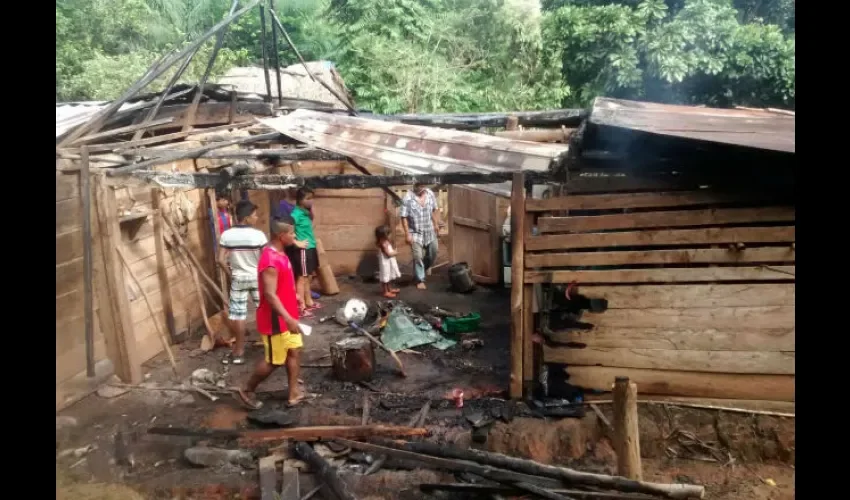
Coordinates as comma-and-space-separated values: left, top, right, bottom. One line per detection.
183, 0, 240, 132
613, 377, 642, 481
336, 439, 564, 489
116, 247, 178, 374
267, 0, 283, 108
151, 191, 177, 342
359, 438, 705, 499
80, 147, 96, 377
258, 5, 273, 104
586, 400, 794, 418
349, 323, 406, 377
132, 53, 200, 141
71, 118, 176, 146
419, 483, 660, 499
361, 394, 371, 425
148, 424, 427, 443
590, 403, 613, 433
160, 208, 228, 305
294, 442, 357, 500
268, 9, 355, 113
509, 172, 525, 399
57, 1, 261, 148
366, 400, 431, 475
107, 131, 281, 176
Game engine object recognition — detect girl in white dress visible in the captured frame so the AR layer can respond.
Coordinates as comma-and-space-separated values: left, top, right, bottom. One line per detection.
375, 225, 401, 298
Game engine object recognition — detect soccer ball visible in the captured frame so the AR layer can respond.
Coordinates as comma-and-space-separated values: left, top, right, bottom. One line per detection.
335, 298, 369, 326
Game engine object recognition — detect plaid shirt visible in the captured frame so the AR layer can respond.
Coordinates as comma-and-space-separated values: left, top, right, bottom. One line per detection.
399, 189, 438, 246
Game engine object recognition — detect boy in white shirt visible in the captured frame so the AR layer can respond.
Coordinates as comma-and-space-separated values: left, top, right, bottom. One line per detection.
217, 200, 268, 364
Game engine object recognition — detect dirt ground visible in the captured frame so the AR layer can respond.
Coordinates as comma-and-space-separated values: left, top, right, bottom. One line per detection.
56, 275, 795, 500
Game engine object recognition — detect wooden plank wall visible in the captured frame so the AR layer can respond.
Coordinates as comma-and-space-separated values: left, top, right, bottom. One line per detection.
524, 189, 795, 401
56, 170, 109, 386
114, 159, 217, 364
265, 161, 389, 276
447, 186, 509, 284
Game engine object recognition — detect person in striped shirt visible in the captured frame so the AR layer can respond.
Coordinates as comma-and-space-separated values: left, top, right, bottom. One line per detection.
217, 200, 268, 365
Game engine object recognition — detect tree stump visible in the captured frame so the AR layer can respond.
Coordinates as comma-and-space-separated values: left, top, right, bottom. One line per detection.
331, 337, 375, 382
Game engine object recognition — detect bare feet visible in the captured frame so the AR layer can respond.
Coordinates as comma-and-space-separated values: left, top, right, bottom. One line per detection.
390, 288, 401, 293
416, 282, 427, 290
236, 389, 263, 410
288, 387, 306, 406
382, 291, 398, 298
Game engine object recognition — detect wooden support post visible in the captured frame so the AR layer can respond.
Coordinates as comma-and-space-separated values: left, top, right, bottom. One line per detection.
613, 377, 642, 481
152, 188, 177, 342
93, 176, 142, 383
267, 0, 283, 108
206, 189, 229, 301
509, 172, 526, 399
258, 5, 273, 104
506, 115, 519, 131
80, 147, 96, 378
522, 283, 534, 395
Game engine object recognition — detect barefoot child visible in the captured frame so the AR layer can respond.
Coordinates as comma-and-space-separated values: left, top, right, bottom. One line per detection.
238, 216, 304, 409
286, 188, 321, 316
217, 200, 267, 365
375, 225, 401, 298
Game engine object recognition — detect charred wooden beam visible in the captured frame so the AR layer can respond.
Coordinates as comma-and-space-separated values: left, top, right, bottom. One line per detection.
129, 147, 344, 162
57, 0, 262, 148
294, 442, 357, 500
129, 170, 552, 191
371, 109, 587, 130
106, 131, 282, 176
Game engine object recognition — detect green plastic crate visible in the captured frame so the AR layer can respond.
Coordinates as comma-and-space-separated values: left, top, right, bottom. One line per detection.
441, 313, 481, 335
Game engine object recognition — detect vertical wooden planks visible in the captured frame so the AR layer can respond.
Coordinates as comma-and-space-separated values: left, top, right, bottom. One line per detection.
152, 188, 177, 342
93, 176, 142, 383
79, 147, 95, 377
509, 172, 526, 399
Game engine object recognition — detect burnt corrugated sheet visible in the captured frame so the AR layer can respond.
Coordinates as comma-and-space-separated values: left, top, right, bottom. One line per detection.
588, 98, 795, 153
259, 109, 569, 177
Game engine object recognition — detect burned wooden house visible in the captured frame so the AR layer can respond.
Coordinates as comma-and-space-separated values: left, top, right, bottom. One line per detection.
509, 98, 795, 402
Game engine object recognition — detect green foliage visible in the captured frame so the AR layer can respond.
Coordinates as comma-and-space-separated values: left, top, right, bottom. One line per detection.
55, 0, 794, 112
544, 0, 795, 108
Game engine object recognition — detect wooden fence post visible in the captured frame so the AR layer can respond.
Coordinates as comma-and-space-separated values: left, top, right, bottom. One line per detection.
509, 172, 526, 399
613, 376, 642, 480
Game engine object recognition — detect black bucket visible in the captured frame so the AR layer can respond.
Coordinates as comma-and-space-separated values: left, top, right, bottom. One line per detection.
448, 262, 477, 293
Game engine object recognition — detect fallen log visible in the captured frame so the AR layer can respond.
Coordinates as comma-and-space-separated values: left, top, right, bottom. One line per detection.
335, 439, 565, 489
294, 442, 357, 500
365, 401, 431, 475
419, 483, 659, 500
364, 439, 705, 499
147, 425, 427, 443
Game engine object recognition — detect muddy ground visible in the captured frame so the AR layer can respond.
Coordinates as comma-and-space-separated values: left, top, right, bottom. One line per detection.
56, 275, 795, 500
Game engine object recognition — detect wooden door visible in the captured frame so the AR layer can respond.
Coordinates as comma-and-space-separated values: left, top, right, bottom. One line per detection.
448, 186, 504, 284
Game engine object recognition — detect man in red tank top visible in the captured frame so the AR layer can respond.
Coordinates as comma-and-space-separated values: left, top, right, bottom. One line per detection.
237, 215, 305, 409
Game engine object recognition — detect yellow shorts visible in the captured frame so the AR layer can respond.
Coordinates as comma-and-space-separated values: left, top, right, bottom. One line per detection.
261, 332, 303, 366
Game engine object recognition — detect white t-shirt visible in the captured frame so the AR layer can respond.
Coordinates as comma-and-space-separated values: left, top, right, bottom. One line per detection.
219, 225, 269, 281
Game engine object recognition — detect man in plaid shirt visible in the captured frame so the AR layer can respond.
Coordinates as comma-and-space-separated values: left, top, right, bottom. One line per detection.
400, 183, 440, 289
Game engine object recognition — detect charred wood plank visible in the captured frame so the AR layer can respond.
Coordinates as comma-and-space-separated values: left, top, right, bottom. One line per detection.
371, 109, 587, 130
294, 442, 357, 500
147, 424, 427, 443
106, 131, 281, 176
360, 438, 705, 499
129, 170, 551, 191
130, 147, 344, 161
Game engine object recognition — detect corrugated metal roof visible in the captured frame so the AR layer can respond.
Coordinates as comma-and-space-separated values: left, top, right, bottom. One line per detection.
56, 102, 108, 138
216, 61, 351, 110
259, 109, 569, 177
589, 98, 795, 153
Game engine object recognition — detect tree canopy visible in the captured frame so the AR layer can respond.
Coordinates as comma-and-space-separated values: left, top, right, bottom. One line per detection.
56, 0, 795, 111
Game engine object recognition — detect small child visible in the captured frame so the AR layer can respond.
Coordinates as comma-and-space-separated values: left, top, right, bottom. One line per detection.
375, 225, 401, 298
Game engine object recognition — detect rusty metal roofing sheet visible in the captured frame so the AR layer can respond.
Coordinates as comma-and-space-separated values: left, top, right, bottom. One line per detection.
589, 98, 795, 153
258, 109, 569, 176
